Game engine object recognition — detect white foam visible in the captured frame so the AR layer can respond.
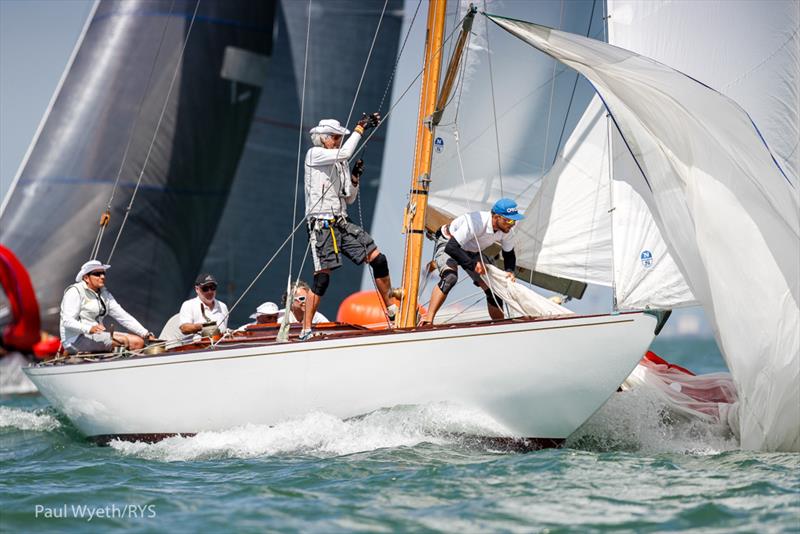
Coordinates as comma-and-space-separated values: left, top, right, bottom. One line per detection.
568, 387, 739, 455
0, 353, 38, 394
0, 406, 60, 432
110, 403, 511, 462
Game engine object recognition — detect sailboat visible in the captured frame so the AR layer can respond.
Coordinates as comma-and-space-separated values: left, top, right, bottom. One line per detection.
22, 0, 664, 448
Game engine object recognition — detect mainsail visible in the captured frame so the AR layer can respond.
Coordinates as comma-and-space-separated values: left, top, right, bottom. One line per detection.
488, 14, 800, 452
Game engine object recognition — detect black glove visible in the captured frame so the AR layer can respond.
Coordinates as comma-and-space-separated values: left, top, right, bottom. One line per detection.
356, 112, 381, 131
352, 159, 365, 178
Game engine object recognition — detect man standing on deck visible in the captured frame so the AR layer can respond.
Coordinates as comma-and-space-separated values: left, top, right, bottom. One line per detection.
300, 114, 397, 341
421, 198, 524, 325
178, 273, 229, 335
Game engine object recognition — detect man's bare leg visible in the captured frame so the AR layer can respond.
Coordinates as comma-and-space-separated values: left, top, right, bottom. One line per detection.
304, 282, 324, 333
424, 286, 448, 324
487, 303, 505, 320
366, 248, 396, 308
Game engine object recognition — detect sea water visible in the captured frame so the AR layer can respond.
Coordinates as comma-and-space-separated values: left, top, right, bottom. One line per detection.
1, 337, 798, 533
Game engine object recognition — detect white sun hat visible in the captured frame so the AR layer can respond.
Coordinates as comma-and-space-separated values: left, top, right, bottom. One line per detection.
75, 260, 111, 282
250, 301, 279, 319
309, 119, 349, 136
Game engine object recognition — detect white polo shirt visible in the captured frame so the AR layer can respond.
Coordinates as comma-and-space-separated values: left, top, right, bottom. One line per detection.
448, 211, 515, 253
179, 296, 229, 330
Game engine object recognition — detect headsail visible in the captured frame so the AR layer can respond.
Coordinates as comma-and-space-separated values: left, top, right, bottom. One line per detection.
520, 95, 696, 309
488, 14, 800, 451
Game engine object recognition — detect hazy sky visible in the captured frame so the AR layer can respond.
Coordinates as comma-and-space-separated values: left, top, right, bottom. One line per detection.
0, 0, 93, 200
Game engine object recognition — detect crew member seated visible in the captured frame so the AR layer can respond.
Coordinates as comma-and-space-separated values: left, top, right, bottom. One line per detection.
59, 260, 153, 354
179, 274, 229, 335
279, 281, 329, 324
249, 302, 279, 326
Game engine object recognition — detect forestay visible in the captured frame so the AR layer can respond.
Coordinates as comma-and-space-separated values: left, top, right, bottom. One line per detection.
487, 15, 799, 452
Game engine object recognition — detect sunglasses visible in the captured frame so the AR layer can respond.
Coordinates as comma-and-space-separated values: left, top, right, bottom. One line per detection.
200, 284, 217, 292
88, 271, 106, 277
294, 295, 307, 302
501, 216, 516, 226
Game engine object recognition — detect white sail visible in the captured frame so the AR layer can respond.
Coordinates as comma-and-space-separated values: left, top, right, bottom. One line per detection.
519, 95, 696, 308
607, 0, 799, 184
427, 1, 599, 219
516, 96, 613, 287
488, 15, 800, 452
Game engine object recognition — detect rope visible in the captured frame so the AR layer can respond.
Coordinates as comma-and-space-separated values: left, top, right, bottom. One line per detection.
451, 124, 505, 316
106, 0, 202, 263
89, 0, 177, 261
344, 0, 389, 129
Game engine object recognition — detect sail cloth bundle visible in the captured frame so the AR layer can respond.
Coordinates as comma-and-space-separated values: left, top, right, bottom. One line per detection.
482, 265, 573, 318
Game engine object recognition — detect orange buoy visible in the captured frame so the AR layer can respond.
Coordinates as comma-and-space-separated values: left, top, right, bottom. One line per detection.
337, 291, 425, 329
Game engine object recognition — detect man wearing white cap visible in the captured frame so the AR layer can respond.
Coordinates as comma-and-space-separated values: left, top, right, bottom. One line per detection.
301, 113, 397, 340
59, 260, 153, 354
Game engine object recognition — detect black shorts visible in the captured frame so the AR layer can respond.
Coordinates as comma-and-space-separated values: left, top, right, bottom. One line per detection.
308, 218, 377, 272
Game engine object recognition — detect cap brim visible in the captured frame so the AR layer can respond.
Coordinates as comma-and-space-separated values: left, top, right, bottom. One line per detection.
506, 213, 525, 221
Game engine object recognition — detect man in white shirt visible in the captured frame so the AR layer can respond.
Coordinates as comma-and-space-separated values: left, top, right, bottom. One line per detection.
59, 260, 153, 354
279, 281, 329, 324
422, 198, 525, 325
179, 273, 229, 335
301, 115, 397, 340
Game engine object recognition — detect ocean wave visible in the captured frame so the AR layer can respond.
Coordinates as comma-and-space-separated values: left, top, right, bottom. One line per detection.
568, 387, 739, 454
110, 403, 511, 461
0, 406, 60, 432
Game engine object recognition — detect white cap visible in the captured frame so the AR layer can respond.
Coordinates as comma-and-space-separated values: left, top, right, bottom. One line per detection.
309, 119, 350, 136
76, 260, 111, 282
250, 301, 279, 319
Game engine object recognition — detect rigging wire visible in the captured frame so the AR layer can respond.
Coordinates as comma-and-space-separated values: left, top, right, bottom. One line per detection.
539, 0, 565, 178
529, 0, 565, 287
482, 0, 504, 196
220, 14, 466, 323
287, 0, 313, 284
106, 0, 202, 263
551, 0, 596, 166
89, 0, 177, 261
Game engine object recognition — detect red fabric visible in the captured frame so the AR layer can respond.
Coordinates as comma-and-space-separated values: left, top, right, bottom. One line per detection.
0, 244, 41, 351
32, 337, 61, 360
643, 350, 695, 376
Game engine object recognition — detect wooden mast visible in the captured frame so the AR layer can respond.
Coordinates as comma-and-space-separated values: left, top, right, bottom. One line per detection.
398, 2, 478, 327
397, 0, 448, 328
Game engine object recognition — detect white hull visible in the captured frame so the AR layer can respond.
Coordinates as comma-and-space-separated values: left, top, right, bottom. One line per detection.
24, 313, 657, 442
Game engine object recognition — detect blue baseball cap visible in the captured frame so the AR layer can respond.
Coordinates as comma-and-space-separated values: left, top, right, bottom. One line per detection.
491, 198, 525, 220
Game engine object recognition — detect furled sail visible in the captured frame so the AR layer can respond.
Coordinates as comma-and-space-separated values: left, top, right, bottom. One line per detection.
488, 15, 800, 451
